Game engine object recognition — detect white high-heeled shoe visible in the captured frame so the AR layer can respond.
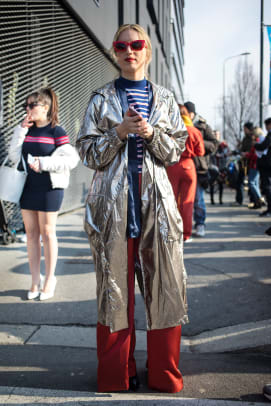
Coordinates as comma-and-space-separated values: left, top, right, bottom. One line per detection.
27, 274, 44, 300
39, 276, 57, 301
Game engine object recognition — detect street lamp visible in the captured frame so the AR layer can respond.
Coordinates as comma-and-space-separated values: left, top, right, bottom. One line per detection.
223, 52, 251, 140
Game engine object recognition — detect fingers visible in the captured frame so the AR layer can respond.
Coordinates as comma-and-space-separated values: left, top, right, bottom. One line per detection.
21, 116, 33, 128
137, 123, 153, 139
117, 114, 153, 140
121, 114, 143, 134
29, 158, 41, 173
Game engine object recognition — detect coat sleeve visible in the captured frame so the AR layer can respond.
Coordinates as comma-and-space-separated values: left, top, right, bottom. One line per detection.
76, 93, 126, 170
8, 125, 28, 163
203, 124, 218, 155
255, 134, 271, 151
146, 93, 188, 166
194, 134, 205, 157
39, 144, 80, 173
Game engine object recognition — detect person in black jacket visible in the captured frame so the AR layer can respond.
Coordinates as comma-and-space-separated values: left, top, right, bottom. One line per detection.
235, 122, 254, 205
184, 101, 218, 237
255, 117, 271, 217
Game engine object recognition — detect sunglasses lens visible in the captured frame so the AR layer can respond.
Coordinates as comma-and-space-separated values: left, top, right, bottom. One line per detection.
114, 42, 126, 52
23, 102, 39, 110
131, 40, 144, 50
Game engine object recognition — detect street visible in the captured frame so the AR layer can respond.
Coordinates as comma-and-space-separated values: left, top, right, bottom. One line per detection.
0, 188, 271, 405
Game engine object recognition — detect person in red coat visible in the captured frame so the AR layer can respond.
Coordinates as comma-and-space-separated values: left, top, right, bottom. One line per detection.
167, 105, 205, 242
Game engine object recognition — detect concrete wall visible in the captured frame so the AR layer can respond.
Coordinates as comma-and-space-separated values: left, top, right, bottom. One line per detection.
64, 0, 119, 50
170, 0, 185, 103
64, 0, 184, 94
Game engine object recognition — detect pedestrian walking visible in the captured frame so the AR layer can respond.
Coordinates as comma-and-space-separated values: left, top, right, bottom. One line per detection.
255, 117, 271, 217
209, 139, 229, 205
243, 127, 264, 209
8, 87, 79, 300
77, 24, 188, 393
167, 104, 205, 242
235, 122, 254, 205
184, 101, 218, 237
253, 126, 267, 207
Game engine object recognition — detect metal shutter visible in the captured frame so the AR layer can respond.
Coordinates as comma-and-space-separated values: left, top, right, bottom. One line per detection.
0, 0, 118, 229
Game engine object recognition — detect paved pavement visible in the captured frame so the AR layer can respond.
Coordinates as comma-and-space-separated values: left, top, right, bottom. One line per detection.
0, 187, 271, 405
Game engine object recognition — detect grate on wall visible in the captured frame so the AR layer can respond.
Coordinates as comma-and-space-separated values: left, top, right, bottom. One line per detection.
0, 0, 118, 230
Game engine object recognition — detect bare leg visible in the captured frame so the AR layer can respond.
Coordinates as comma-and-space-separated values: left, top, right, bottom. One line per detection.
38, 211, 58, 293
21, 209, 41, 292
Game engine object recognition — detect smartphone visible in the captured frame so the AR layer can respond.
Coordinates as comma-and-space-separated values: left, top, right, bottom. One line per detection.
128, 107, 141, 117
27, 153, 35, 165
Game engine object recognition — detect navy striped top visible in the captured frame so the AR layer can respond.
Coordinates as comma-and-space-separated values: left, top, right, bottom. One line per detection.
118, 77, 151, 173
22, 123, 69, 190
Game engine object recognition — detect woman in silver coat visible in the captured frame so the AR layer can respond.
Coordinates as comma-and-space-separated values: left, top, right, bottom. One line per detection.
76, 24, 188, 393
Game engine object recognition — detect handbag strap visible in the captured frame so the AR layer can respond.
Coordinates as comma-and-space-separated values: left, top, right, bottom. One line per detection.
1, 156, 9, 168
1, 155, 27, 173
21, 156, 27, 173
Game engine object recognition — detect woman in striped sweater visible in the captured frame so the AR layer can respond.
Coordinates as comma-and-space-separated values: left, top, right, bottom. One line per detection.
9, 87, 79, 301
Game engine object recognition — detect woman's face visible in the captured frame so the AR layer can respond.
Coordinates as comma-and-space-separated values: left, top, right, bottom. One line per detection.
115, 29, 148, 80
26, 97, 49, 123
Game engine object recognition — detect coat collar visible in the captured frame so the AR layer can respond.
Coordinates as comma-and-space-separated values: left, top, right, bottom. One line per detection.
92, 79, 172, 124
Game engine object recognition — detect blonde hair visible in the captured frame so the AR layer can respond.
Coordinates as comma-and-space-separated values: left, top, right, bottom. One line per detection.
253, 126, 264, 137
111, 24, 152, 77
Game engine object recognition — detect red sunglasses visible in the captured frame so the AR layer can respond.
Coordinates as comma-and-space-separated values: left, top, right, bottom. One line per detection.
113, 40, 146, 52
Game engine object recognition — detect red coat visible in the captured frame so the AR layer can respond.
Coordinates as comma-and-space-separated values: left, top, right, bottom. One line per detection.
181, 125, 205, 160
166, 124, 205, 240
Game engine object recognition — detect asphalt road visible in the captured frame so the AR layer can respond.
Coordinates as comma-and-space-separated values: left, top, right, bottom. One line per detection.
0, 187, 271, 404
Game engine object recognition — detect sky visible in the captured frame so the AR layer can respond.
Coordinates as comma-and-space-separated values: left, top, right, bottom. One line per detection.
183, 0, 271, 131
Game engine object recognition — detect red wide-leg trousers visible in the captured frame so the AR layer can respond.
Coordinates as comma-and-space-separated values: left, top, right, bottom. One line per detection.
167, 158, 197, 240
97, 237, 183, 393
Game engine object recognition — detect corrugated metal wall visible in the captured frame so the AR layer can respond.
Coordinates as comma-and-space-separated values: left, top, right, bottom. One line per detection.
0, 0, 118, 229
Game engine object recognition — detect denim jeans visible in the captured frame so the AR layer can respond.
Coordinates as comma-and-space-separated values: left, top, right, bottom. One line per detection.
248, 168, 261, 202
193, 183, 206, 226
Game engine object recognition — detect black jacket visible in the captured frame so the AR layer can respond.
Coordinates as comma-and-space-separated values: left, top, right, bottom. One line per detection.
255, 131, 271, 170
193, 114, 218, 175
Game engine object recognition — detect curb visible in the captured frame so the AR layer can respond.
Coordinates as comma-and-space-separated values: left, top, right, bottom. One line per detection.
0, 386, 268, 405
1, 319, 271, 353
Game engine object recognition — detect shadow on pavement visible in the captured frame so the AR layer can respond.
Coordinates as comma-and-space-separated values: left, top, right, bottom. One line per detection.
0, 346, 270, 402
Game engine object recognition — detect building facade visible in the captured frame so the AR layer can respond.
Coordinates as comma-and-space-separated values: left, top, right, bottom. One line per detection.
0, 0, 185, 230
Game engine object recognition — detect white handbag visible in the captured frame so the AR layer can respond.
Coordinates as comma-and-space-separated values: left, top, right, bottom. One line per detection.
0, 156, 27, 204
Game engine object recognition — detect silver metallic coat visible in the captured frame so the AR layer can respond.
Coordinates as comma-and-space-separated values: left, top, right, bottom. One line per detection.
76, 80, 189, 332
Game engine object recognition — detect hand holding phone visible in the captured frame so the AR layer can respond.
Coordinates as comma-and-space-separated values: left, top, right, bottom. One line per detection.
128, 107, 141, 117
28, 154, 41, 173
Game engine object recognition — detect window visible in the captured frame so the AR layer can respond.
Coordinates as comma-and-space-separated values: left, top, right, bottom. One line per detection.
136, 0, 139, 24
147, 26, 151, 77
155, 48, 158, 83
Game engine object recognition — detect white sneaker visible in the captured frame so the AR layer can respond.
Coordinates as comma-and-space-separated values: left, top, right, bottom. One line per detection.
195, 225, 205, 237
184, 237, 193, 243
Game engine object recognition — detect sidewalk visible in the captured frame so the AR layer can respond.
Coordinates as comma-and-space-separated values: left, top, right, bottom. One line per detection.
0, 188, 271, 405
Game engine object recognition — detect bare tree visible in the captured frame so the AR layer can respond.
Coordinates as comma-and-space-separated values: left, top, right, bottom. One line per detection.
224, 60, 259, 148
